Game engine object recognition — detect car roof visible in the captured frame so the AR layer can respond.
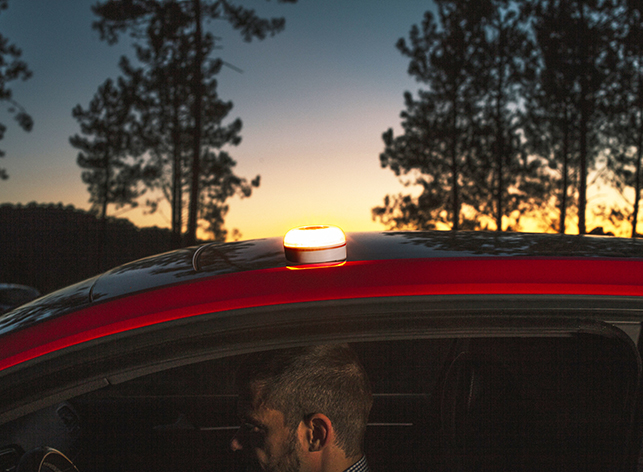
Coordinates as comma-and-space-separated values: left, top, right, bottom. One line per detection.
3, 229, 643, 329
6, 230, 643, 309
2, 230, 643, 374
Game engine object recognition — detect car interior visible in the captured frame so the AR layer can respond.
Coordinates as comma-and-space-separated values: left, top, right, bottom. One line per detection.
0, 332, 641, 472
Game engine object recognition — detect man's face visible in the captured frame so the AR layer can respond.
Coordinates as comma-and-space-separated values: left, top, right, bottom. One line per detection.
231, 391, 304, 472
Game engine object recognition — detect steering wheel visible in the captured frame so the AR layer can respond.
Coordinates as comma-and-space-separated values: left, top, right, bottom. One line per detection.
17, 447, 79, 472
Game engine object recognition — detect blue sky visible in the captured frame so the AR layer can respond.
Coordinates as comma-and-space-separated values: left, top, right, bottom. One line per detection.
0, 0, 435, 239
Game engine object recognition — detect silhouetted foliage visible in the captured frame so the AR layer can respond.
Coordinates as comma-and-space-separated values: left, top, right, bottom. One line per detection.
523, 0, 624, 235
471, 1, 543, 231
375, 3, 485, 231
0, 202, 174, 294
609, 0, 643, 237
377, 0, 633, 236
92, 0, 295, 244
375, 1, 542, 232
0, 0, 32, 180
70, 76, 157, 220
522, 0, 580, 233
534, 0, 618, 235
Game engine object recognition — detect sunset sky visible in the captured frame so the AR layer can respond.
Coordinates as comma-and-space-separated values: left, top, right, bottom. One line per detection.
0, 0, 438, 240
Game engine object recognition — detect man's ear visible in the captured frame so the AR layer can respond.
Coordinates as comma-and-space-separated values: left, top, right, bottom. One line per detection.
303, 413, 333, 452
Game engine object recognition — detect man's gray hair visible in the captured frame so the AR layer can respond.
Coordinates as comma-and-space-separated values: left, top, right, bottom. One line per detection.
236, 344, 373, 457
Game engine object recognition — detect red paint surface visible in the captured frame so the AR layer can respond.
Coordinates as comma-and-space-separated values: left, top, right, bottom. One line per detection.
2, 257, 643, 372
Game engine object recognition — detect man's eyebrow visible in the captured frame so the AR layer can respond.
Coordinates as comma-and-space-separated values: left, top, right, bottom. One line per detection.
238, 412, 266, 429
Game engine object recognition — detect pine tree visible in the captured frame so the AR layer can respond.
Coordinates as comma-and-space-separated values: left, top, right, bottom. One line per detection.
523, 0, 620, 234
374, 2, 486, 231
564, 0, 616, 234
375, 1, 540, 231
613, 0, 643, 237
92, 0, 294, 244
70, 76, 155, 221
522, 0, 580, 233
472, 0, 541, 231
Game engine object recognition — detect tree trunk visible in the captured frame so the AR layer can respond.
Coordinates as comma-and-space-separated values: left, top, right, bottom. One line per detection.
578, 93, 588, 235
559, 106, 569, 234
632, 32, 643, 238
634, 137, 642, 238
451, 90, 460, 231
186, 0, 203, 246
495, 59, 504, 232
633, 80, 643, 237
577, 5, 588, 235
101, 149, 110, 221
171, 134, 182, 247
171, 80, 182, 249
97, 148, 110, 273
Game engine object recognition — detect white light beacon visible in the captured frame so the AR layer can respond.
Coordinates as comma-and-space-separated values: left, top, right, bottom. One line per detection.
283, 225, 347, 264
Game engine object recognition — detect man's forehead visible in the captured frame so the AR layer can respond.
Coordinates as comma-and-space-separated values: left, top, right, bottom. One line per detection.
238, 400, 288, 429
237, 383, 270, 417
238, 380, 261, 402
237, 396, 260, 420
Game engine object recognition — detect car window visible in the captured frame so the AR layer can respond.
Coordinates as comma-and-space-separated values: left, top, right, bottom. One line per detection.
0, 333, 637, 472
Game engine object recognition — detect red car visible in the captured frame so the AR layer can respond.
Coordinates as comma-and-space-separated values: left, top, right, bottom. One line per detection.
1, 227, 643, 471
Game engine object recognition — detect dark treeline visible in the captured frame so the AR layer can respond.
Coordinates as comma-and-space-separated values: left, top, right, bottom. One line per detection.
374, 0, 643, 237
0, 203, 174, 294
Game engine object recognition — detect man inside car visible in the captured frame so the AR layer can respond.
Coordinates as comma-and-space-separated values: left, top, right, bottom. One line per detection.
231, 344, 373, 472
